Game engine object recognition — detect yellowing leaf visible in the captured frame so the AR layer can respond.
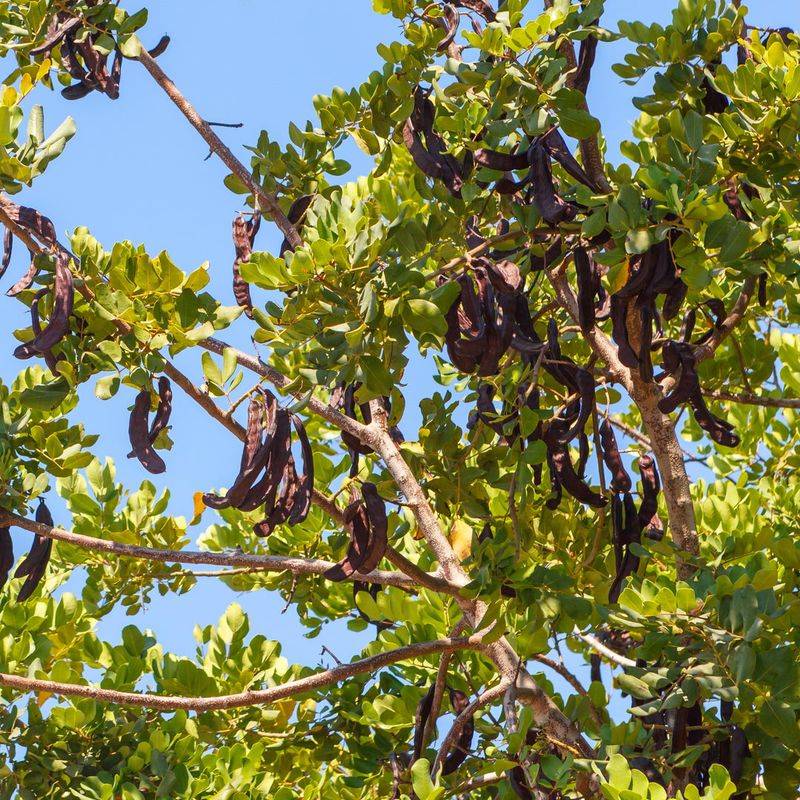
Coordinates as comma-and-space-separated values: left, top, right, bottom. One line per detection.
191, 492, 206, 524
449, 519, 473, 561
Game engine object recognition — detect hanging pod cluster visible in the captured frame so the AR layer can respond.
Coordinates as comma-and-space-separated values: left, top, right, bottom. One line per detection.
656, 301, 740, 448
202, 389, 314, 538
440, 217, 544, 377
603, 234, 739, 446
333, 384, 403, 475
412, 682, 474, 776
323, 483, 387, 581
1, 200, 61, 296
609, 232, 687, 383
128, 377, 173, 475
13, 251, 74, 368
474, 127, 598, 221
29, 10, 170, 100
402, 87, 470, 198
0, 500, 55, 602
599, 420, 663, 603
231, 212, 261, 318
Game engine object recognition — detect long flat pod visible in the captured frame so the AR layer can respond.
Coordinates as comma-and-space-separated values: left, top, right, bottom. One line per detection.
29, 288, 60, 373
527, 141, 578, 225
128, 389, 167, 475
437, 4, 459, 52
0, 526, 13, 591
13, 254, 74, 360
542, 128, 595, 189
413, 684, 437, 761
239, 408, 293, 513
637, 455, 660, 529
15, 500, 54, 602
357, 482, 388, 574
323, 499, 371, 582
203, 392, 278, 510
441, 688, 474, 776
599, 419, 632, 493
232, 212, 261, 318
287, 414, 314, 525
575, 246, 596, 332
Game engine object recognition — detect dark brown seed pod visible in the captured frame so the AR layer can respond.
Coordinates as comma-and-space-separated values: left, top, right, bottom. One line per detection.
324, 485, 387, 580
637, 455, 660, 529
29, 16, 82, 55
413, 684, 436, 761
611, 295, 639, 369
441, 688, 474, 776
29, 288, 61, 373
0, 526, 13, 591
148, 35, 171, 58
658, 340, 698, 414
453, 0, 495, 21
357, 482, 388, 574
128, 389, 167, 475
287, 414, 314, 526
542, 128, 595, 189
687, 394, 740, 448
15, 500, 54, 602
232, 212, 261, 318
573, 31, 598, 95
758, 272, 768, 307
13, 254, 74, 360
608, 491, 641, 603
436, 3, 459, 52
599, 419, 632, 493
473, 148, 529, 173
202, 391, 276, 510
279, 195, 313, 257
241, 408, 292, 515
527, 141, 578, 226
0, 228, 12, 279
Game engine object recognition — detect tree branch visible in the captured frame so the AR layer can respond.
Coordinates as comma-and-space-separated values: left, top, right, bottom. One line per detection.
135, 49, 302, 250
0, 632, 486, 712
0, 509, 418, 591
575, 631, 636, 669
703, 389, 800, 409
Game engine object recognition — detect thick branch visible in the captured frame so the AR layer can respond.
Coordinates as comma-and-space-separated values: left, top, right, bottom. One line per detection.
0, 510, 417, 591
576, 631, 636, 669
0, 632, 485, 712
136, 50, 302, 250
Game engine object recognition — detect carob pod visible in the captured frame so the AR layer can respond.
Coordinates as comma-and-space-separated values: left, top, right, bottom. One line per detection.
541, 128, 596, 190
323, 484, 388, 580
402, 86, 464, 198
441, 688, 474, 775
279, 195, 313, 258
636, 455, 660, 530
573, 29, 598, 95
758, 273, 768, 308
127, 376, 172, 458
608, 491, 641, 603
526, 140, 579, 225
545, 421, 606, 509
436, 3, 459, 52
0, 228, 12, 279
453, 0, 495, 21
202, 390, 276, 510
599, 419, 632, 493
1, 202, 59, 296
128, 388, 167, 475
241, 408, 292, 516
575, 246, 596, 332
0, 526, 13, 591
231, 212, 261, 318
508, 765, 534, 800
287, 415, 314, 525
16, 499, 54, 602
701, 58, 730, 114
413, 684, 437, 761
29, 289, 61, 373
13, 253, 74, 361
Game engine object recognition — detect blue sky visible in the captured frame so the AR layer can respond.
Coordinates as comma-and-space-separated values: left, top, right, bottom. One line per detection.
2, 0, 799, 682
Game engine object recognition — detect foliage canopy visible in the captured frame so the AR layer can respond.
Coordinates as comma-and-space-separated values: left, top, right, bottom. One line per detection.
0, 1, 799, 798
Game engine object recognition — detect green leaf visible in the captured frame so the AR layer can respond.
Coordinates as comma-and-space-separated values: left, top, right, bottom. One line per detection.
402, 298, 447, 336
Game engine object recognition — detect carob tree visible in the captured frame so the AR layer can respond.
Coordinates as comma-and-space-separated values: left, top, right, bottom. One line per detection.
0, 1, 798, 799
